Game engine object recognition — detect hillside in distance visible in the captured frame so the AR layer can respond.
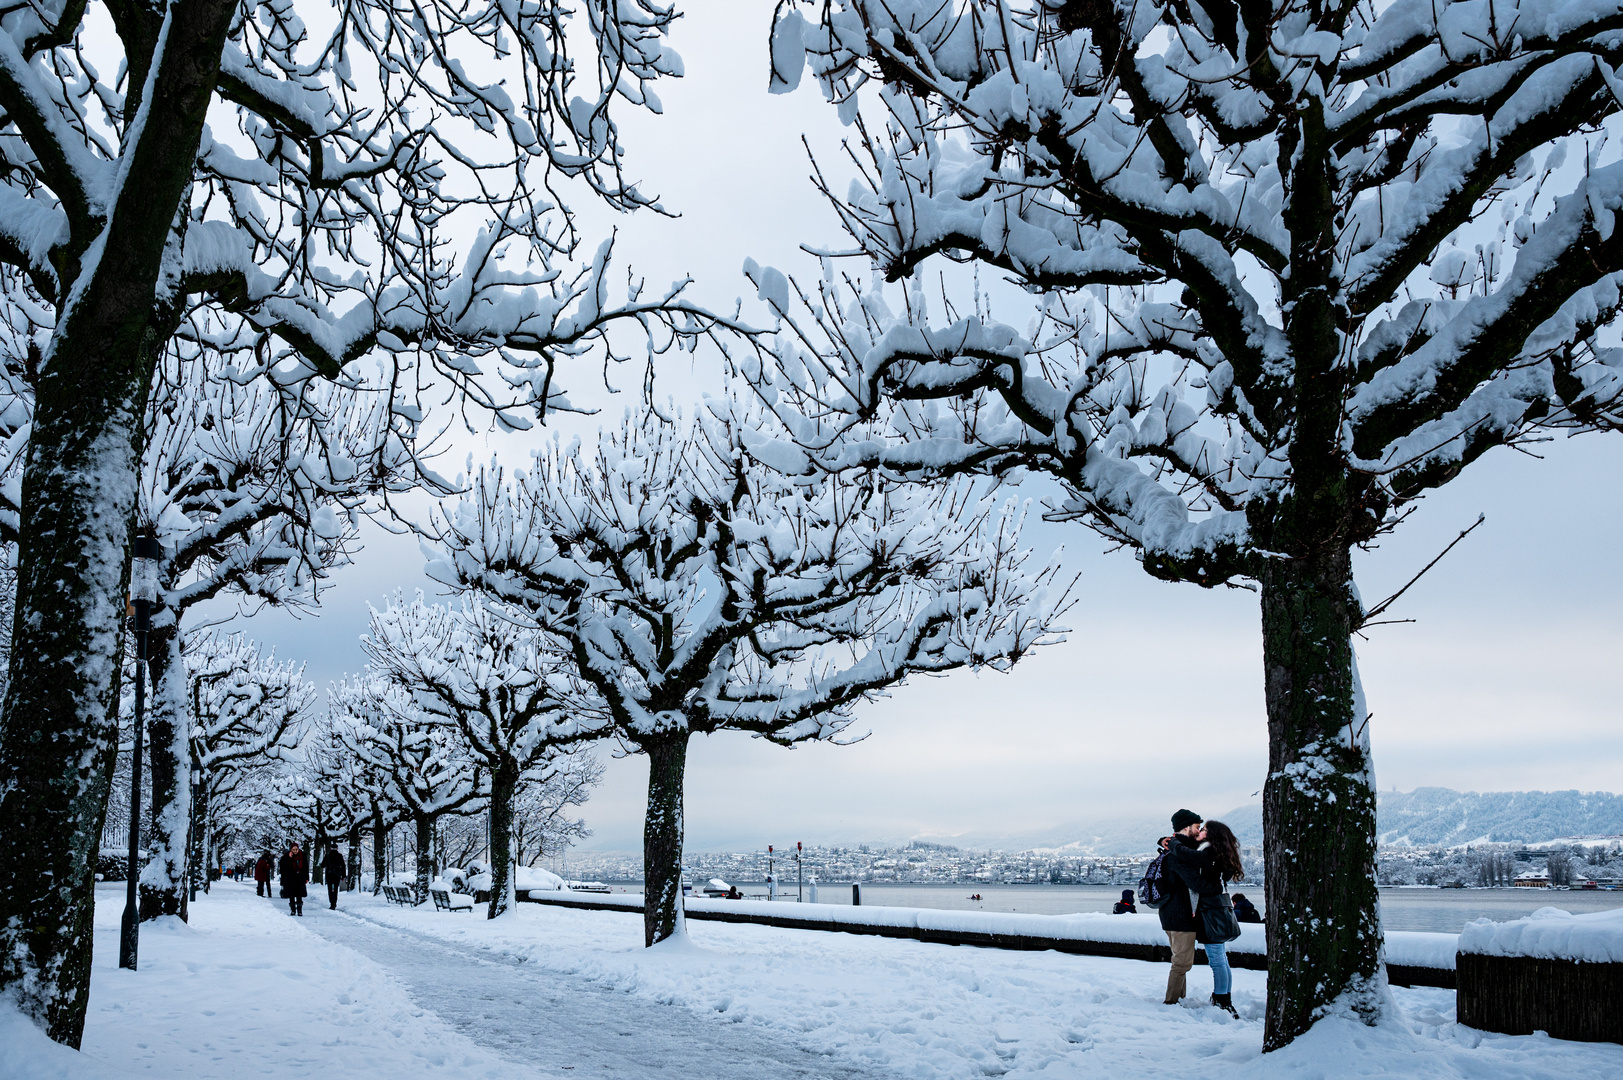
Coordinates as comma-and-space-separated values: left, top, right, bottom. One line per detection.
1372, 787, 1623, 846
947, 788, 1623, 855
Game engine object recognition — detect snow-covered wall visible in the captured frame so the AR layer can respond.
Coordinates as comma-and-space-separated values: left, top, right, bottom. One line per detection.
519, 891, 1459, 973
1459, 906, 1623, 963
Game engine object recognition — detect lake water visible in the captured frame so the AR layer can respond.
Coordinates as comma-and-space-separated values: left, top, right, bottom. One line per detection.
655, 881, 1623, 934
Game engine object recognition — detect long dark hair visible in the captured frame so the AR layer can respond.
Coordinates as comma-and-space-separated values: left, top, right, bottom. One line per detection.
1204, 820, 1243, 882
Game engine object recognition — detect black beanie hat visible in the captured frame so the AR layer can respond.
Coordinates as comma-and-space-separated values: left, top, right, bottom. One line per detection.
1121, 889, 1134, 901
1171, 808, 1203, 831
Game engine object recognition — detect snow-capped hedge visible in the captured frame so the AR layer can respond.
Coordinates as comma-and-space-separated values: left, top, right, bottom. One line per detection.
1384, 932, 1461, 972
514, 866, 566, 891
1459, 906, 1623, 963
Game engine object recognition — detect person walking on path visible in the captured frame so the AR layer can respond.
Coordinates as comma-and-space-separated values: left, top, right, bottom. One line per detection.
322, 846, 347, 910
1232, 892, 1262, 924
1168, 820, 1246, 1017
254, 852, 273, 897
279, 843, 309, 916
1112, 889, 1137, 914
1158, 809, 1204, 1005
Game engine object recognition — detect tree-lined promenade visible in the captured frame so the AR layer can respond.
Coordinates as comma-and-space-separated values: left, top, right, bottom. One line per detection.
1, 0, 1620, 1060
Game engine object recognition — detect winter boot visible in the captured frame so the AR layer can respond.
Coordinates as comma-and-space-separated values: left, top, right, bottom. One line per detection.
1211, 993, 1239, 1018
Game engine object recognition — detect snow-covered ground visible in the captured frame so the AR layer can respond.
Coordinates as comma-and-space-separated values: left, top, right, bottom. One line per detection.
3, 881, 518, 1079
5, 880, 1620, 1079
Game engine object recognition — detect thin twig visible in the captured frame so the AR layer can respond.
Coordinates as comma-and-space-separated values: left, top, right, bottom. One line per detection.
1358, 514, 1485, 627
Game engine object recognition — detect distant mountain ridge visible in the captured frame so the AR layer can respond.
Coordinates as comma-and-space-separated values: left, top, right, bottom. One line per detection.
917, 787, 1623, 855
1372, 787, 1623, 846
597, 787, 1623, 856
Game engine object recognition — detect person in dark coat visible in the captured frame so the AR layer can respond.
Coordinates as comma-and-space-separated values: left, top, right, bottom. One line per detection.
1169, 820, 1246, 1017
1158, 809, 1204, 1004
254, 852, 273, 897
322, 846, 348, 910
279, 843, 309, 916
1112, 889, 1137, 914
1232, 893, 1262, 924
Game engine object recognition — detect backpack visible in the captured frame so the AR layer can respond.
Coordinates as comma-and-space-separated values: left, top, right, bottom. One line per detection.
1137, 850, 1175, 909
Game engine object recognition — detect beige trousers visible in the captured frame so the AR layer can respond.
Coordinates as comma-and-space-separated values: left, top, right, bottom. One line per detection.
1164, 931, 1197, 1003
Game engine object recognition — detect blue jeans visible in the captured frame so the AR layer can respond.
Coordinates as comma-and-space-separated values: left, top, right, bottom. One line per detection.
1206, 940, 1232, 995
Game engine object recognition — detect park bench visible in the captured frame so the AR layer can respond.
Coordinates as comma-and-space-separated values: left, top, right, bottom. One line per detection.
429, 886, 474, 912
383, 884, 420, 906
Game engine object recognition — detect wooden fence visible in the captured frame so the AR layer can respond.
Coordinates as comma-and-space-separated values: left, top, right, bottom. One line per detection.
1457, 953, 1622, 1043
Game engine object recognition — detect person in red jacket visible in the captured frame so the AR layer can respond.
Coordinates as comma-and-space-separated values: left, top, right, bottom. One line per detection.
254, 852, 273, 897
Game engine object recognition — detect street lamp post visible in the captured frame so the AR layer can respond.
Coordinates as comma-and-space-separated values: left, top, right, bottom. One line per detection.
119, 534, 163, 971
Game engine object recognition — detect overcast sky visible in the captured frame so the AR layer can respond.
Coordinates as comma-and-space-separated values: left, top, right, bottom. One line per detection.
213, 3, 1623, 852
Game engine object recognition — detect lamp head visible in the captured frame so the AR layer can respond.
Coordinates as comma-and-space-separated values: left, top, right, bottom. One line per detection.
130, 535, 163, 605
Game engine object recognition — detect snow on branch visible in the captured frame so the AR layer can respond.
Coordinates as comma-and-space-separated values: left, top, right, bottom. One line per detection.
187, 629, 313, 781
743, 0, 1623, 591
0, 0, 752, 433
328, 674, 485, 824
427, 396, 1072, 745
362, 589, 607, 765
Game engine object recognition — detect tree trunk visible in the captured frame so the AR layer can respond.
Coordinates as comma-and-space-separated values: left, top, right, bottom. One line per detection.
488, 765, 518, 918
140, 625, 189, 920
0, 0, 242, 1044
347, 824, 361, 891
0, 327, 152, 1044
641, 731, 690, 947
1260, 553, 1386, 1049
371, 812, 388, 894
186, 770, 209, 901
414, 815, 434, 899
312, 803, 328, 885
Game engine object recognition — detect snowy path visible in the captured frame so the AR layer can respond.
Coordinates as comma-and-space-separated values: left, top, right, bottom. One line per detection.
6, 880, 1618, 1080
306, 907, 875, 1079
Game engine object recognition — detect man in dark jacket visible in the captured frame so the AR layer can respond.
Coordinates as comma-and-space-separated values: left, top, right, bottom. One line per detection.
1232, 893, 1263, 923
321, 846, 347, 910
1159, 809, 1204, 1004
254, 853, 273, 897
1112, 889, 1137, 914
279, 843, 309, 916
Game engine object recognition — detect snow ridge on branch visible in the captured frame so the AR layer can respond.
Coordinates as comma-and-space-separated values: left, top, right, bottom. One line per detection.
748, 0, 1623, 589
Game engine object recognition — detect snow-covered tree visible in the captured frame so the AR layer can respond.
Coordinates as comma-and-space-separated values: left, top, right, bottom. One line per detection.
203, 761, 289, 877
179, 632, 311, 903
138, 343, 418, 919
329, 677, 485, 897
431, 402, 1068, 945
758, 0, 1623, 1046
309, 702, 414, 893
0, 0, 737, 1041
511, 752, 603, 868
362, 591, 602, 916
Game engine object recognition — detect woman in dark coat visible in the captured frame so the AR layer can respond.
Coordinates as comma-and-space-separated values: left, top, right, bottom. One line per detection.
1168, 820, 1245, 1016
279, 843, 309, 916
